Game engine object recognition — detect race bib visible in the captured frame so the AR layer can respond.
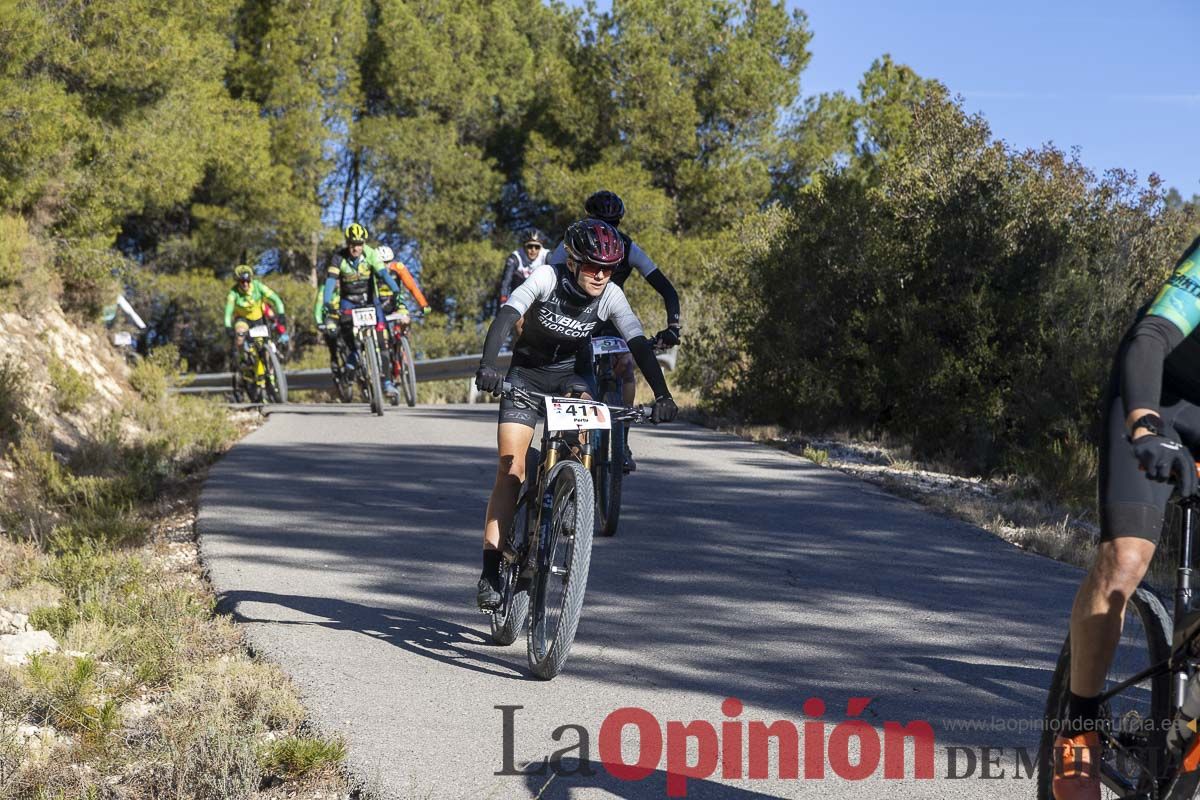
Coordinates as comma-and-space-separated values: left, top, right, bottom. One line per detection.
352, 307, 377, 328
385, 312, 409, 322
545, 397, 611, 432
591, 336, 630, 356
248, 325, 270, 338
112, 332, 133, 347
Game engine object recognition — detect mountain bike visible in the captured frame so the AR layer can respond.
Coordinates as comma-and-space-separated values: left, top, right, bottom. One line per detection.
1038, 476, 1200, 799
486, 383, 654, 679
232, 322, 287, 404
385, 311, 417, 407
339, 305, 387, 416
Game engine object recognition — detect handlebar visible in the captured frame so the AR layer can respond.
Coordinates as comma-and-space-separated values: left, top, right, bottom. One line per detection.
499, 382, 656, 424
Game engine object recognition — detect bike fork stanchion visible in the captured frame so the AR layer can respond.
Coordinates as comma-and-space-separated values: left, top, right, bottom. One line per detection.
1177, 503, 1197, 708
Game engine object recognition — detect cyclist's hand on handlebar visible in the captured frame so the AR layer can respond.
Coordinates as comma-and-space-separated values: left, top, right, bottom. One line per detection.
475, 365, 503, 395
1133, 433, 1198, 496
655, 326, 681, 348
651, 395, 678, 424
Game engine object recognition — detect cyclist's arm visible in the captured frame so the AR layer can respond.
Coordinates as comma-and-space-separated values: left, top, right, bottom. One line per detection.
599, 285, 670, 399
499, 253, 519, 303
259, 282, 285, 316
629, 243, 681, 329
223, 290, 236, 328
313, 289, 324, 324
1123, 243, 1200, 432
547, 242, 567, 266
394, 264, 429, 308
323, 273, 339, 307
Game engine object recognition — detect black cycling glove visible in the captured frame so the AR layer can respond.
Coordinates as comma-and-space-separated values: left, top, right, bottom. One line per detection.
651, 396, 678, 424
655, 326, 681, 348
1133, 433, 1198, 497
475, 365, 503, 395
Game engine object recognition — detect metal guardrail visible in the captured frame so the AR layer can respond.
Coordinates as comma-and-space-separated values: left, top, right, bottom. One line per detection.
173, 345, 675, 397
172, 353, 512, 395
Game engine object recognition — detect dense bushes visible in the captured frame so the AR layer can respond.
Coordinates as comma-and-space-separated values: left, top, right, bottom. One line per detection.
682, 89, 1198, 494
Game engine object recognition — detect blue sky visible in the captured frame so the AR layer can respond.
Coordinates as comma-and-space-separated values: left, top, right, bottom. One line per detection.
795, 0, 1198, 194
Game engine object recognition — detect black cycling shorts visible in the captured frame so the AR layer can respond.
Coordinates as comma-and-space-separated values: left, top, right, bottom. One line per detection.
1100, 381, 1200, 543
500, 361, 594, 428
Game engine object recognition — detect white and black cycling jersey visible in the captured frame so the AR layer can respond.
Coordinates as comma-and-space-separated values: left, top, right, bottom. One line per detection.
547, 233, 657, 288
499, 247, 548, 300
504, 263, 645, 367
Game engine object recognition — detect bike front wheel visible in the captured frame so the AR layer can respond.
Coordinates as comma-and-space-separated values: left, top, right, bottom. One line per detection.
363, 334, 384, 416
399, 335, 417, 407
266, 347, 287, 404
1036, 586, 1171, 800
528, 461, 595, 680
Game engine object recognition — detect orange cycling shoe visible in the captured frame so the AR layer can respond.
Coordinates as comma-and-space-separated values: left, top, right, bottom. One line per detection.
1052, 731, 1100, 800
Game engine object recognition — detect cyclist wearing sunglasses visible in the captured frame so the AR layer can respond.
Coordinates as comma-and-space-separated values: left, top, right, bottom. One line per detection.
472, 218, 678, 609
499, 228, 550, 305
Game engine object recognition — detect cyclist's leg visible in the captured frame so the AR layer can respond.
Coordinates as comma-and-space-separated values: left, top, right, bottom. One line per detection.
374, 298, 398, 395
1057, 389, 1174, 797
336, 301, 358, 366
479, 367, 541, 607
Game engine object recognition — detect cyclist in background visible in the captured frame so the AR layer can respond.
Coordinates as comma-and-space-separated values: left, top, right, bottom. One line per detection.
376, 244, 432, 328
500, 228, 550, 305
313, 283, 340, 376
325, 223, 404, 401
1053, 236, 1200, 800
548, 190, 680, 471
224, 264, 286, 367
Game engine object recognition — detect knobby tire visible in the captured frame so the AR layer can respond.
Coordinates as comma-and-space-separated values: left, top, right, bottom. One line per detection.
364, 333, 384, 416
528, 461, 594, 680
400, 335, 417, 407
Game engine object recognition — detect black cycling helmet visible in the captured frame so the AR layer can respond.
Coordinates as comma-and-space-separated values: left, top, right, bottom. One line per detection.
563, 218, 624, 267
522, 228, 549, 247
584, 190, 625, 226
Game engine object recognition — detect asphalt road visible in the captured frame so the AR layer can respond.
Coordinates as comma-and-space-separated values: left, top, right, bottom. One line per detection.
197, 403, 1091, 799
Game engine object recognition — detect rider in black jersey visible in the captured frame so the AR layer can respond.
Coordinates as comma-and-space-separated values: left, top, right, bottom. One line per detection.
547, 191, 681, 471
1054, 237, 1200, 800
473, 218, 678, 609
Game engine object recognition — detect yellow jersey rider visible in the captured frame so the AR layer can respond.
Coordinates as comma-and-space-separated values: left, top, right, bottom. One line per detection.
224, 264, 286, 354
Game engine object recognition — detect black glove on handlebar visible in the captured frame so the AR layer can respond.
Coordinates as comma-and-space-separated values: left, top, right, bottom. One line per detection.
1133, 433, 1198, 497
475, 365, 503, 395
651, 395, 678, 424
655, 326, 681, 348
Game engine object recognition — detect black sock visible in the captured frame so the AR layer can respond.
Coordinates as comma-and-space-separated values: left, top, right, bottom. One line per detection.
1065, 691, 1102, 735
481, 548, 501, 580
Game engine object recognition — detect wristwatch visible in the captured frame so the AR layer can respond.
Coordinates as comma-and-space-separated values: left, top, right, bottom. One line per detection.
1131, 413, 1164, 438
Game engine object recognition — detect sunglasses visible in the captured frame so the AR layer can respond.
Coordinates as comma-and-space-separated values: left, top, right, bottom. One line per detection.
524, 243, 542, 250
576, 261, 612, 276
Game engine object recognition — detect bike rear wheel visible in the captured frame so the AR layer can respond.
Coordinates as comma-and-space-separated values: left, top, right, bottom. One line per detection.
364, 334, 384, 416
1036, 586, 1171, 799
528, 461, 594, 680
594, 415, 624, 537
491, 494, 533, 646
400, 336, 417, 407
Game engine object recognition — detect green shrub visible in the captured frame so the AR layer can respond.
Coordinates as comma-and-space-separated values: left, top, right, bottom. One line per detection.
802, 446, 829, 466
0, 357, 29, 443
259, 735, 346, 778
47, 355, 92, 413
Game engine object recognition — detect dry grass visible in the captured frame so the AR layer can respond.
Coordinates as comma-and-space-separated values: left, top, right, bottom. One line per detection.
0, 364, 352, 798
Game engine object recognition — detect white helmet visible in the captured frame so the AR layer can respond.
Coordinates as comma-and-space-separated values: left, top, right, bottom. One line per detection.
376, 245, 394, 263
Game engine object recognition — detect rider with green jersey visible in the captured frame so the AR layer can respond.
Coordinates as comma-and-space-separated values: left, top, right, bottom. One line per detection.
1054, 237, 1200, 800
324, 223, 404, 400
224, 264, 286, 360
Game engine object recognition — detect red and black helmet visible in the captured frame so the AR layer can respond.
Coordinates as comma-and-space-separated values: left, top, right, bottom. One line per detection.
584, 190, 625, 225
563, 218, 625, 267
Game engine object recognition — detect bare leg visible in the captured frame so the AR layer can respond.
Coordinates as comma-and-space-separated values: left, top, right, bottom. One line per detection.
1068, 537, 1156, 696
483, 423, 537, 550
